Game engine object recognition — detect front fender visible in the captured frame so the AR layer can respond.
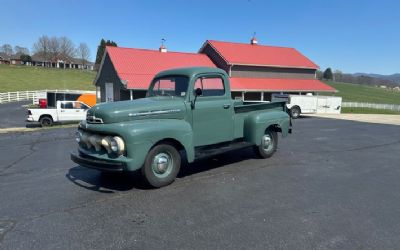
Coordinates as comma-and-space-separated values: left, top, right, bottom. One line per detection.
243, 111, 290, 145
124, 119, 195, 163
80, 119, 194, 170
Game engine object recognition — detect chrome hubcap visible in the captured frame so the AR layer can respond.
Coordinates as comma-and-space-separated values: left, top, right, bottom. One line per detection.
152, 152, 173, 177
262, 134, 273, 152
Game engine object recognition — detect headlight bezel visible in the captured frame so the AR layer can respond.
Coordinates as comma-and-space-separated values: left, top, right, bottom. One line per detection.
110, 136, 125, 156
75, 131, 82, 143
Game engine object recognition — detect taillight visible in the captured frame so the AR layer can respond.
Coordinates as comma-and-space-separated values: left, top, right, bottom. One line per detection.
39, 99, 47, 108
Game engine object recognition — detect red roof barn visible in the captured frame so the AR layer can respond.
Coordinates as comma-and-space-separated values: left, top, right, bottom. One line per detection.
199, 40, 335, 101
94, 39, 335, 102
94, 46, 216, 101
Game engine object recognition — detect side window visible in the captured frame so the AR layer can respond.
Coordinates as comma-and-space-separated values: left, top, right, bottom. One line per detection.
72, 102, 88, 109
61, 102, 73, 109
194, 77, 225, 97
80, 103, 90, 110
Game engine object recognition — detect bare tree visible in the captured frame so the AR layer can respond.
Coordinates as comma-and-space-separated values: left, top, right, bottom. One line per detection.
76, 43, 90, 68
59, 37, 75, 68
1, 44, 13, 57
14, 46, 29, 56
48, 36, 60, 63
33, 35, 51, 66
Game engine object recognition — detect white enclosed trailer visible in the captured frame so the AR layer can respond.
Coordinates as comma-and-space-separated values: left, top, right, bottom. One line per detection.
271, 94, 342, 118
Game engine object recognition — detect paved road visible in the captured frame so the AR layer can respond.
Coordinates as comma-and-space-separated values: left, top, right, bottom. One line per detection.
0, 101, 31, 128
1, 118, 400, 249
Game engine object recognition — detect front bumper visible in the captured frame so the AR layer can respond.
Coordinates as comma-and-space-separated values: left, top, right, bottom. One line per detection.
70, 151, 125, 172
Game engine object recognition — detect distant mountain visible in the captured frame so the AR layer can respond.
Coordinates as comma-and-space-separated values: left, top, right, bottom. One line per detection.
353, 73, 400, 85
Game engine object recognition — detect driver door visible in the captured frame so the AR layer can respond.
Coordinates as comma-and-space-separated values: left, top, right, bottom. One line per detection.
192, 76, 234, 146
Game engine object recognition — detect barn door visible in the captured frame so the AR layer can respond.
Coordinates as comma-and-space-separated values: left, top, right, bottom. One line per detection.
105, 83, 114, 102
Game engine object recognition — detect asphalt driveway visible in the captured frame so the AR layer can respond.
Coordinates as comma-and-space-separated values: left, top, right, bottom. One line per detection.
1, 117, 400, 249
0, 101, 31, 128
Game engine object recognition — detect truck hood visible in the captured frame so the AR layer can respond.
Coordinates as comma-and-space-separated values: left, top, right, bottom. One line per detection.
87, 97, 187, 124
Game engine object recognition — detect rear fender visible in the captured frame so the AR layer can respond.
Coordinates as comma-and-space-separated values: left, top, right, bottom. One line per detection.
243, 111, 290, 145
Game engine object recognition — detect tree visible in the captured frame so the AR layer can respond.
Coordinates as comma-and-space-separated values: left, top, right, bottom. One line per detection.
323, 68, 333, 80
1, 44, 13, 57
59, 36, 75, 66
20, 54, 32, 63
76, 42, 91, 67
48, 36, 60, 62
33, 35, 51, 65
333, 69, 343, 82
14, 46, 29, 56
95, 38, 117, 70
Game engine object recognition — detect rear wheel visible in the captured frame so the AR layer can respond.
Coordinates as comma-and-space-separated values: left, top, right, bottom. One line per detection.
142, 143, 181, 188
290, 106, 301, 119
39, 116, 53, 127
253, 129, 278, 159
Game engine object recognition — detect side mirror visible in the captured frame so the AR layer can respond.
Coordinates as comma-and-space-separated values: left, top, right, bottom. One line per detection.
195, 88, 202, 96
191, 88, 202, 109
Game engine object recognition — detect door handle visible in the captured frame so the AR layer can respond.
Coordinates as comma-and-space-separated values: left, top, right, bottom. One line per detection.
223, 104, 230, 109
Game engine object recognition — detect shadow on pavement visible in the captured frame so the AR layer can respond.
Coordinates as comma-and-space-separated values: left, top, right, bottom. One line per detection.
66, 147, 256, 192
66, 166, 149, 192
178, 147, 255, 178
26, 123, 41, 128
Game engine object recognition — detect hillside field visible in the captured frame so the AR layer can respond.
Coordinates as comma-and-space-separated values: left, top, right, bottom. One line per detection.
0, 65, 96, 92
325, 81, 400, 105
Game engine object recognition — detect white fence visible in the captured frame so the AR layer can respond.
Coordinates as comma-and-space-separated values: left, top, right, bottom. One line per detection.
0, 90, 95, 104
342, 102, 400, 111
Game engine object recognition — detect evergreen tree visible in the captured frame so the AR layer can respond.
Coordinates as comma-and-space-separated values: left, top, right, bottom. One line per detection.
94, 39, 118, 70
20, 54, 32, 63
95, 39, 106, 66
323, 68, 333, 80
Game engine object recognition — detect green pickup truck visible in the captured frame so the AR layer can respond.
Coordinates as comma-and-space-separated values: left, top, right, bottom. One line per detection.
71, 67, 291, 187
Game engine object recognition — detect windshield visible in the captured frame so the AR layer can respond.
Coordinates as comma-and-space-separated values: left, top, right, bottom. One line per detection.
148, 76, 189, 97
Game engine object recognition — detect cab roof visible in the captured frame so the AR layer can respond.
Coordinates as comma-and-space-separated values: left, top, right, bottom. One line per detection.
155, 67, 227, 79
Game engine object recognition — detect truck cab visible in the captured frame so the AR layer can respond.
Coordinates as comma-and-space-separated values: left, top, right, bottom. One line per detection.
71, 67, 291, 188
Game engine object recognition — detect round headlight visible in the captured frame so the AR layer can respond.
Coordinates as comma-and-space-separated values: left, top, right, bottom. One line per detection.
75, 131, 82, 143
110, 136, 125, 155
110, 138, 118, 152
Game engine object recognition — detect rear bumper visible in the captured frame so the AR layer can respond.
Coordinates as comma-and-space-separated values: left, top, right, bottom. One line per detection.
70, 151, 125, 172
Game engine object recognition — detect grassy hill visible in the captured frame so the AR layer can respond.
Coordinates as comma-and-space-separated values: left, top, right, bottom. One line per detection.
325, 81, 400, 105
324, 81, 400, 114
0, 65, 96, 92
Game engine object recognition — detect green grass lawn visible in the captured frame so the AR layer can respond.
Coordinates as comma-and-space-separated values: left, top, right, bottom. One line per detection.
325, 81, 400, 105
0, 64, 96, 92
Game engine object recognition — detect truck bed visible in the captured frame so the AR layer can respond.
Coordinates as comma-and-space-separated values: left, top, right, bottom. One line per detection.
234, 100, 287, 113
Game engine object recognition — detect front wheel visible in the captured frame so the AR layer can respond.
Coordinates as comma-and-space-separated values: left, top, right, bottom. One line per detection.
142, 143, 181, 188
253, 130, 278, 159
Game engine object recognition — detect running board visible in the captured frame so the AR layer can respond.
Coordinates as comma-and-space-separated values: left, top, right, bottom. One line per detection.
195, 141, 253, 160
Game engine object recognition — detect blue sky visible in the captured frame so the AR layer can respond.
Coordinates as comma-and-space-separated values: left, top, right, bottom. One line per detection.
1, 0, 399, 74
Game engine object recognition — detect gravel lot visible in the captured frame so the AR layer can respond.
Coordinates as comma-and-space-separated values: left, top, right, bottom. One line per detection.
1, 117, 400, 249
